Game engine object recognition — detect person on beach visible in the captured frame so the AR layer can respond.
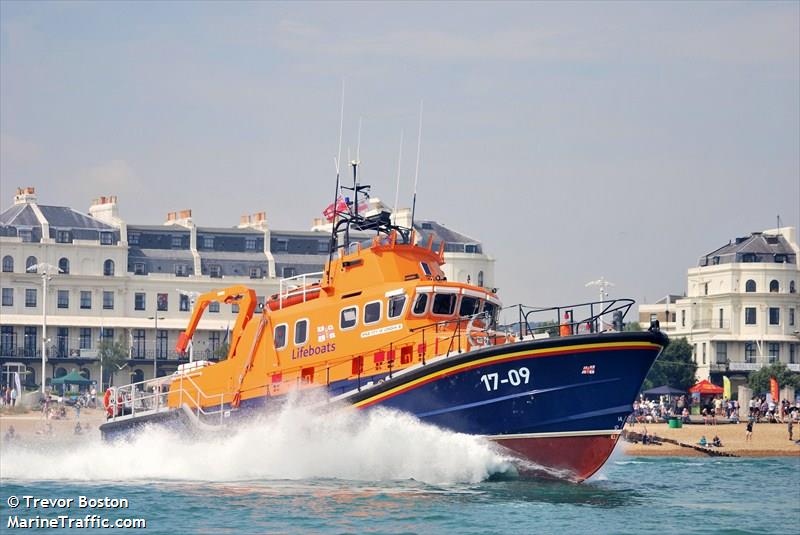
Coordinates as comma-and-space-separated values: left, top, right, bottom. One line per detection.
698, 435, 707, 447
746, 420, 753, 441
789, 418, 794, 441
10, 386, 17, 407
712, 435, 722, 447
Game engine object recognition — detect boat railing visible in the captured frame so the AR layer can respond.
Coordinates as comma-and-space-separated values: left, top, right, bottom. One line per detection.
277, 271, 324, 309
503, 298, 636, 338
107, 372, 226, 424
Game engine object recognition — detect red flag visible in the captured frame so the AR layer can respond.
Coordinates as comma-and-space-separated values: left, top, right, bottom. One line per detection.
770, 377, 779, 402
323, 196, 348, 222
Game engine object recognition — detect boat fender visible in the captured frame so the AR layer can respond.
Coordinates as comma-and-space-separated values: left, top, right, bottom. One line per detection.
103, 388, 113, 418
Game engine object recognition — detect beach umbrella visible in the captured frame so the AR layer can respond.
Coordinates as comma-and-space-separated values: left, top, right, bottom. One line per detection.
688, 380, 723, 395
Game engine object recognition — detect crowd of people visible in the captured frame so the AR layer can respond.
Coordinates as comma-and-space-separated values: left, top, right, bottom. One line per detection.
0, 386, 19, 408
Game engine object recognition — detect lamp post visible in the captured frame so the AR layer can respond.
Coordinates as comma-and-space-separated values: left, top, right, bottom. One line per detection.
148, 315, 165, 380
176, 289, 200, 362
27, 262, 60, 394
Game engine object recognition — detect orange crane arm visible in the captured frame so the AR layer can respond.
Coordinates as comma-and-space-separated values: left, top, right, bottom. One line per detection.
175, 285, 257, 359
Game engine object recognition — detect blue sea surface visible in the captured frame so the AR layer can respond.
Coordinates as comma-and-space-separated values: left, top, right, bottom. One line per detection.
3, 457, 799, 534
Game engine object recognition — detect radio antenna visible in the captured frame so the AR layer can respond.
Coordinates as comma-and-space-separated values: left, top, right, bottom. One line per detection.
392, 130, 404, 226
326, 81, 346, 284
410, 100, 423, 230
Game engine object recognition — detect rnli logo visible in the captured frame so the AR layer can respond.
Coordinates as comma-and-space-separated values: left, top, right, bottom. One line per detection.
581, 365, 596, 375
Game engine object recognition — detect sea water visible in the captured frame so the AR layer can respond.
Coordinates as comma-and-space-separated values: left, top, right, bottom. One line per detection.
2, 402, 799, 534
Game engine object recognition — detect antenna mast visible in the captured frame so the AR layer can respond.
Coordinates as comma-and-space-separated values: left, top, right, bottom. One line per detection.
326, 82, 346, 284
410, 100, 423, 230
392, 130, 404, 225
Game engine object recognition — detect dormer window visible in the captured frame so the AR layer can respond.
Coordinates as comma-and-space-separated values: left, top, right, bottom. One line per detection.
245, 237, 257, 251
175, 264, 189, 277
775, 254, 786, 263
209, 265, 222, 278
100, 232, 113, 245
249, 266, 263, 279
203, 236, 214, 249
712, 256, 720, 265
134, 262, 146, 275
128, 232, 140, 245
172, 236, 183, 248
56, 230, 71, 243
19, 230, 32, 242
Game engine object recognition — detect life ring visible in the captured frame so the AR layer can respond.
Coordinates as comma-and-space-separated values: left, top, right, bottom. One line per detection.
103, 388, 113, 417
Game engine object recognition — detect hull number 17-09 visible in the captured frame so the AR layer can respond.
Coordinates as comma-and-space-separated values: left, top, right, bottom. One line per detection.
479, 367, 530, 392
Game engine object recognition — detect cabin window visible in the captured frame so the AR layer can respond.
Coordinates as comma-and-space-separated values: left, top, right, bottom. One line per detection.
459, 296, 481, 317
294, 319, 308, 346
483, 302, 498, 326
412, 294, 428, 315
420, 262, 432, 277
432, 293, 457, 316
364, 301, 381, 325
340, 307, 358, 330
387, 295, 407, 319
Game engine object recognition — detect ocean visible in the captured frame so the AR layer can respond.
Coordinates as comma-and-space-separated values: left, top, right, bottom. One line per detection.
2, 404, 799, 534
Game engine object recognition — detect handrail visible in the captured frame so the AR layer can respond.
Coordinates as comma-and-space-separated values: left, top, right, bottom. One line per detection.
278, 271, 324, 309
504, 298, 636, 338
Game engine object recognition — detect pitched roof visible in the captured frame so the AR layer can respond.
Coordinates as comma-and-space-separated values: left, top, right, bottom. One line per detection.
699, 232, 796, 266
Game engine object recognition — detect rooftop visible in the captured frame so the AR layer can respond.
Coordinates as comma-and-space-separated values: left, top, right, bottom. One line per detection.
699, 230, 796, 266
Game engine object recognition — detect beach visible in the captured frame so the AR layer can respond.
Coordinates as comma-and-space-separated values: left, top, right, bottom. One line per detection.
622, 421, 800, 457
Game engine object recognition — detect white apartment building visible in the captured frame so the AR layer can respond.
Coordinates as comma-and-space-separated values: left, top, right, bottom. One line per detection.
0, 187, 495, 392
641, 227, 799, 390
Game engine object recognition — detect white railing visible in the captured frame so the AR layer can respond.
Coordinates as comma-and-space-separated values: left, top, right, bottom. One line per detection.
277, 271, 324, 310
107, 372, 226, 424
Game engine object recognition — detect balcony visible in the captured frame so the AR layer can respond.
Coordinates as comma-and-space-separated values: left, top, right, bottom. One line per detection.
691, 319, 731, 331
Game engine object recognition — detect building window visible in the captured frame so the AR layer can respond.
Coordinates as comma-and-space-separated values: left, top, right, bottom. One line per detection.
57, 290, 69, 309
103, 291, 114, 310
134, 262, 146, 275
745, 307, 756, 325
768, 343, 779, 363
745, 342, 756, 363
769, 280, 779, 293
790, 281, 796, 294
25, 288, 36, 307
57, 257, 69, 274
172, 235, 183, 248
716, 342, 727, 363
704, 283, 708, 296
56, 230, 71, 243
56, 327, 69, 357
157, 293, 168, 311
80, 291, 91, 309
294, 319, 308, 346
128, 232, 140, 245
202, 236, 214, 249
179, 294, 189, 312
465, 244, 479, 254
340, 307, 358, 330
209, 331, 221, 353
26, 256, 37, 273
19, 230, 32, 242
2, 256, 13, 272
134, 292, 146, 311
175, 264, 189, 277
79, 328, 92, 349
317, 241, 328, 253
769, 307, 780, 325
246, 237, 257, 251
104, 259, 115, 276
790, 308, 795, 327
100, 232, 113, 245
209, 265, 222, 278
364, 301, 381, 325
249, 266, 262, 279
133, 330, 146, 358
1, 288, 12, 306
24, 326, 36, 355
274, 324, 287, 350
681, 310, 686, 327
231, 303, 239, 313
719, 308, 724, 329
274, 239, 288, 252
209, 301, 219, 313
157, 330, 168, 359
745, 280, 756, 292
790, 344, 796, 364
282, 267, 296, 278
702, 343, 706, 365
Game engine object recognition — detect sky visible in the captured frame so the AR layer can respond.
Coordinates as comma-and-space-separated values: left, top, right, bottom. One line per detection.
1, 1, 798, 309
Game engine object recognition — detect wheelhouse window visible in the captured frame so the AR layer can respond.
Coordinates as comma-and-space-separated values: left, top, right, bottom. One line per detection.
340, 307, 358, 330
412, 294, 429, 315
432, 293, 457, 316
364, 301, 381, 324
483, 301, 498, 327
294, 319, 308, 346
274, 324, 287, 349
387, 295, 406, 319
459, 296, 481, 317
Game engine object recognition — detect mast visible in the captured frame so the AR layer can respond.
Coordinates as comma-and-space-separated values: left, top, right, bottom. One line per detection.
410, 100, 423, 229
326, 83, 346, 284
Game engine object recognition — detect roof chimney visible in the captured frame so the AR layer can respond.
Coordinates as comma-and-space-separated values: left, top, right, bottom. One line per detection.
14, 186, 37, 205
237, 211, 268, 229
88, 194, 121, 226
165, 209, 193, 227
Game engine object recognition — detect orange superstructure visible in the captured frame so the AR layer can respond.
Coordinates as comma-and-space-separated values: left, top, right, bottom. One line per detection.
164, 229, 505, 412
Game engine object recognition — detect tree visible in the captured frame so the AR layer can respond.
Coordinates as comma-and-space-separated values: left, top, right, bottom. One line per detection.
213, 341, 230, 361
98, 338, 128, 387
623, 321, 642, 332
642, 337, 697, 392
748, 362, 800, 394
